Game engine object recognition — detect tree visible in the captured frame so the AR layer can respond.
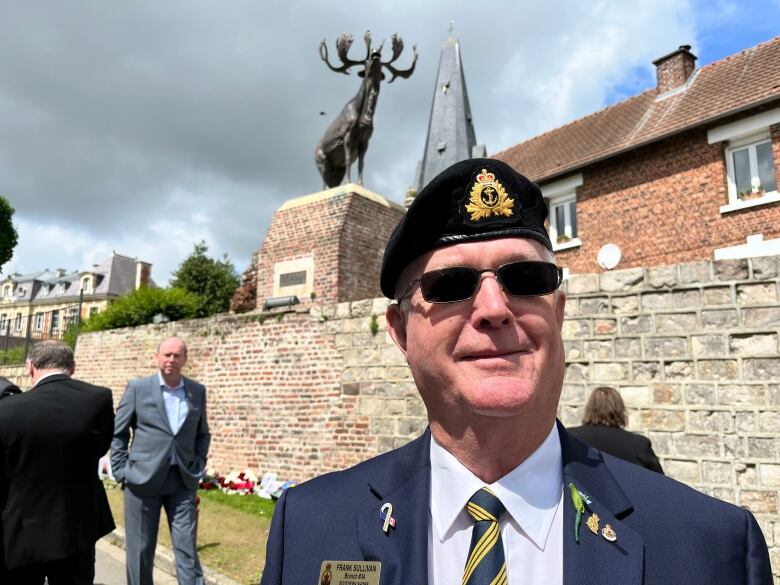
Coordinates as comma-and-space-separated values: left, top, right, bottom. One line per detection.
170, 241, 240, 317
0, 196, 19, 274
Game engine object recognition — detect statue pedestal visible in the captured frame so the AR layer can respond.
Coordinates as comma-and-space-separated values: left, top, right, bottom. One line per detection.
233, 184, 405, 313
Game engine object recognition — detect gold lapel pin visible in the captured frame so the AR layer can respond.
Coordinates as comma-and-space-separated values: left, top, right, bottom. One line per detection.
586, 513, 600, 534
601, 523, 617, 542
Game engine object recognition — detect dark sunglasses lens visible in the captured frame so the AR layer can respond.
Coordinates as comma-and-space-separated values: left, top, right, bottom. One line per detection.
498, 262, 560, 296
420, 267, 479, 302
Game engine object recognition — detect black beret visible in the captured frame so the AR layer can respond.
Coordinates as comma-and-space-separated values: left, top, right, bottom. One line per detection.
380, 158, 551, 298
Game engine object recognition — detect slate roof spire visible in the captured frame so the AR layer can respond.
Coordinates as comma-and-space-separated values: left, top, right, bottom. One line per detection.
413, 29, 485, 193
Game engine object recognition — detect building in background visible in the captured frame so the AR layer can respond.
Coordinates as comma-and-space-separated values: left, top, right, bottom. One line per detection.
494, 37, 780, 273
0, 252, 152, 339
412, 31, 485, 201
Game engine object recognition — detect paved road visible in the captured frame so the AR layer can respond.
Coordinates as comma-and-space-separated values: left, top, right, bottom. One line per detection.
94, 538, 178, 585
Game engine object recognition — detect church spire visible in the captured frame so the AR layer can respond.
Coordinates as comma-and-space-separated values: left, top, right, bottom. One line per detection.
413, 30, 485, 192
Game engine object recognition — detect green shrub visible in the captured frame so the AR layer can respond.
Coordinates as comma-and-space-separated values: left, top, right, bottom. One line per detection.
76, 287, 200, 335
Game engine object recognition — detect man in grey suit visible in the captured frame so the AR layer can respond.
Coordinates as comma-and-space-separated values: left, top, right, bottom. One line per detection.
112, 336, 211, 585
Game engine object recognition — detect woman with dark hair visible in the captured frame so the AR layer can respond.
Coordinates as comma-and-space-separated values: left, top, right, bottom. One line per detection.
568, 386, 664, 474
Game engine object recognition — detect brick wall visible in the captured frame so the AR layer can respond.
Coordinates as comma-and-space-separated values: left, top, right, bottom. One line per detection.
4, 255, 779, 576
251, 185, 404, 310
555, 116, 780, 274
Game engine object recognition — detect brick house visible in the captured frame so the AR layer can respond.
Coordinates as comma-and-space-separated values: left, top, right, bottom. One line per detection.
493, 37, 780, 274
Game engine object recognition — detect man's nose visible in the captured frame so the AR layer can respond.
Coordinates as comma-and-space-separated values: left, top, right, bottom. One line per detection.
470, 274, 513, 328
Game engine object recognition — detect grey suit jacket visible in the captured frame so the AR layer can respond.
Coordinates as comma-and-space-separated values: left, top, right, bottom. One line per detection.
111, 374, 211, 496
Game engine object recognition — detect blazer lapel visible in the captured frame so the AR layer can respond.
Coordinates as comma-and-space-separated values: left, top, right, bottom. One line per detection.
560, 422, 644, 585
150, 375, 174, 435
356, 431, 431, 585
180, 378, 199, 435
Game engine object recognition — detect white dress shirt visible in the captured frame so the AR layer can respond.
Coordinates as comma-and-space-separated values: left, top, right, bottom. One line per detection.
159, 373, 188, 434
428, 423, 563, 585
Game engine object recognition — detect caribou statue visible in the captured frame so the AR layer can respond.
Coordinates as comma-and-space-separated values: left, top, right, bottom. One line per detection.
315, 31, 417, 188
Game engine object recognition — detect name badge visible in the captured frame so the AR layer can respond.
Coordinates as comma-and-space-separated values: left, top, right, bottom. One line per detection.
318, 560, 381, 585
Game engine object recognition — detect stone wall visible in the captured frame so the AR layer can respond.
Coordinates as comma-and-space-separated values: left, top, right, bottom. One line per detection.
4, 255, 779, 573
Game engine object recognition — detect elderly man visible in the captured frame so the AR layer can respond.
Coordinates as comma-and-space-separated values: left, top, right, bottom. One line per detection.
260, 159, 772, 585
0, 340, 115, 584
112, 336, 210, 585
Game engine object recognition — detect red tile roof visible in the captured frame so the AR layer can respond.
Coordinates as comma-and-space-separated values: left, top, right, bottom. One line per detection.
493, 36, 780, 182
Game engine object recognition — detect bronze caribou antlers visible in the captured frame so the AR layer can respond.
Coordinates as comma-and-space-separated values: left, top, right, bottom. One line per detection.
315, 31, 417, 189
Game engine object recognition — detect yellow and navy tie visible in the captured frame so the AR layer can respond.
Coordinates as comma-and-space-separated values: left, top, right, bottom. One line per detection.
462, 487, 507, 585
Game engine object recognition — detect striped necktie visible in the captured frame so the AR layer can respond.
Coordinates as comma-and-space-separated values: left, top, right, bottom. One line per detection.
462, 487, 507, 585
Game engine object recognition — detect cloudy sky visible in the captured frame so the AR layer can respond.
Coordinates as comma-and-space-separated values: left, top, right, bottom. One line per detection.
2, 0, 779, 283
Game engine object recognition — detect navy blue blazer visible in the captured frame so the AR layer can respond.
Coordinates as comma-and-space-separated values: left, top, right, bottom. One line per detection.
261, 423, 771, 585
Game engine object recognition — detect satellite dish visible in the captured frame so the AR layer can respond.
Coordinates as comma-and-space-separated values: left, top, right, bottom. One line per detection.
597, 243, 622, 270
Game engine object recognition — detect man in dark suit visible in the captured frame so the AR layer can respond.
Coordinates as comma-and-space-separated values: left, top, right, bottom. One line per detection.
112, 336, 210, 585
568, 386, 664, 473
0, 340, 115, 584
260, 159, 772, 585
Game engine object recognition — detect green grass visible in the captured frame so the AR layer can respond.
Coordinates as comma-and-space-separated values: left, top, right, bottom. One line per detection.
105, 481, 276, 584
198, 488, 276, 517
0, 346, 26, 365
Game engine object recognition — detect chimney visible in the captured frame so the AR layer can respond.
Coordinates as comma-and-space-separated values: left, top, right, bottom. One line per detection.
135, 261, 152, 289
652, 45, 697, 93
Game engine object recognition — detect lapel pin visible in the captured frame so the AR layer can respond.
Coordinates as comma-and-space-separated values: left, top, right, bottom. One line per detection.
586, 513, 600, 534
380, 502, 396, 534
601, 524, 617, 542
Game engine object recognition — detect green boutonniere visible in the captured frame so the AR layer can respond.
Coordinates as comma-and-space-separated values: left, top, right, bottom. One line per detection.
568, 482, 591, 543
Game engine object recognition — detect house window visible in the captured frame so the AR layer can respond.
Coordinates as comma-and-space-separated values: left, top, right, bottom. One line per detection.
550, 196, 578, 244
34, 313, 44, 331
50, 310, 60, 332
81, 277, 92, 294
90, 306, 99, 316
0, 314, 6, 333
14, 313, 22, 331
3, 284, 10, 298
709, 109, 780, 213
65, 306, 79, 325
541, 174, 583, 251
59, 282, 67, 294
726, 134, 777, 203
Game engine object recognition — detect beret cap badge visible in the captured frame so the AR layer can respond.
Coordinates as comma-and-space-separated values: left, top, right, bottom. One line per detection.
464, 168, 515, 221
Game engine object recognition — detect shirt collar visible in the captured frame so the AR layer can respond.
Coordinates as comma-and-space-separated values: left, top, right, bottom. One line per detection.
430, 422, 562, 550
158, 372, 184, 392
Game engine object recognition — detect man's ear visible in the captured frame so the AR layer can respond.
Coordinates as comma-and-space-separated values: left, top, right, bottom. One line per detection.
386, 303, 408, 356
554, 290, 567, 330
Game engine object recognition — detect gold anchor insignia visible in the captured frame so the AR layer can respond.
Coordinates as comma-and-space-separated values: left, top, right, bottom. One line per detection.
465, 169, 515, 221
586, 513, 600, 534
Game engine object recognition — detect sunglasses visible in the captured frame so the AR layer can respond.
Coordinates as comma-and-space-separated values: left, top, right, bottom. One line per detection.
399, 260, 563, 303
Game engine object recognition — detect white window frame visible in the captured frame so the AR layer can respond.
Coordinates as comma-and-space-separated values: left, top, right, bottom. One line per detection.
50, 310, 60, 332
81, 277, 92, 294
724, 132, 777, 204
34, 312, 44, 331
14, 313, 22, 331
541, 174, 583, 251
3, 284, 10, 298
709, 108, 780, 214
